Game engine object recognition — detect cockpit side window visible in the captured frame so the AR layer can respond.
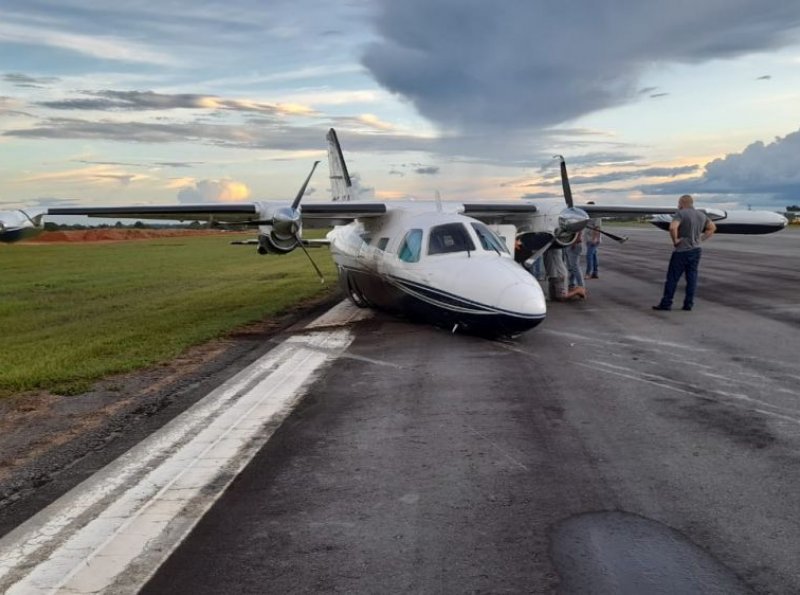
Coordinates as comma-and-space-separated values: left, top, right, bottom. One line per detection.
428, 223, 476, 255
471, 222, 509, 254
398, 229, 423, 263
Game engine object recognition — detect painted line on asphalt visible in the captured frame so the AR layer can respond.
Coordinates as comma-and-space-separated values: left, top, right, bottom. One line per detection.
577, 360, 800, 426
0, 307, 355, 594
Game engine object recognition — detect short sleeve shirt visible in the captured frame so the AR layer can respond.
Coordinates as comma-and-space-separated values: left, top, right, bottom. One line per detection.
672, 208, 710, 252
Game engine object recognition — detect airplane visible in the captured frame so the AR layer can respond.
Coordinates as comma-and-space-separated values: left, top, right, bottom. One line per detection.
0, 129, 789, 337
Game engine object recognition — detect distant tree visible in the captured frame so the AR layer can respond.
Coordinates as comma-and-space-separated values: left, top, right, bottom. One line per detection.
44, 222, 58, 231
114, 221, 123, 228
786, 205, 800, 211
133, 221, 145, 228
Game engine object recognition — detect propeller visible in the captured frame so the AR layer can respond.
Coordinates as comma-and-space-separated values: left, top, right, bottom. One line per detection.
587, 224, 628, 244
552, 155, 590, 243
298, 237, 326, 284
292, 161, 325, 284
253, 160, 326, 283
554, 154, 574, 208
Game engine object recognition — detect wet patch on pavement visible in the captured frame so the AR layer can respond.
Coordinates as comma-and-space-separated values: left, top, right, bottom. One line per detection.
550, 511, 752, 594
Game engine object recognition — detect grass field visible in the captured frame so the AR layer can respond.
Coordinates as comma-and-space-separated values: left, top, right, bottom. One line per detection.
0, 233, 338, 396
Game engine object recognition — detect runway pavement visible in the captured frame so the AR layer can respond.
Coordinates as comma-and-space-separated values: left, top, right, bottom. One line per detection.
5, 226, 800, 593
143, 226, 800, 594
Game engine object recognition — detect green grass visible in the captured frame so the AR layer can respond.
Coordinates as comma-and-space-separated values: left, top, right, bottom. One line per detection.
0, 233, 338, 396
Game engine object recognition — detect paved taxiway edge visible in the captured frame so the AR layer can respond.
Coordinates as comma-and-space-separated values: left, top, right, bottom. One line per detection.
0, 302, 367, 594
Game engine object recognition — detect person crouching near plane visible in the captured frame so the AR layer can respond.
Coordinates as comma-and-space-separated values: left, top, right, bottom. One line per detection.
544, 248, 586, 301
653, 194, 716, 311
564, 230, 586, 295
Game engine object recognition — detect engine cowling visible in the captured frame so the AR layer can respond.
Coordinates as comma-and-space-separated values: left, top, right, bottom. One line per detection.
552, 206, 590, 247
257, 226, 300, 254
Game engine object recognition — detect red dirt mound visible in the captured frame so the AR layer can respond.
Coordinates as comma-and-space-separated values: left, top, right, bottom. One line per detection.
32, 229, 231, 243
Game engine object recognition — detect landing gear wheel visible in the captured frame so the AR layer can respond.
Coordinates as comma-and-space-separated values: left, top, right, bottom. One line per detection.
347, 276, 369, 308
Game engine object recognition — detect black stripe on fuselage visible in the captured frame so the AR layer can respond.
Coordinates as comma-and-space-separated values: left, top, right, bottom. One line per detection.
339, 266, 544, 336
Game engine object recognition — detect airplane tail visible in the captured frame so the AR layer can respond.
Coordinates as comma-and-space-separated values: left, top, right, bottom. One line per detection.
326, 128, 353, 202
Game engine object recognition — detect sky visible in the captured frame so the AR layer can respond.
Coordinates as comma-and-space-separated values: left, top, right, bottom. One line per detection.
2, 0, 800, 213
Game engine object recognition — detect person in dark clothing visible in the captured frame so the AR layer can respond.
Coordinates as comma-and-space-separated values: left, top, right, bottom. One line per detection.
653, 195, 716, 311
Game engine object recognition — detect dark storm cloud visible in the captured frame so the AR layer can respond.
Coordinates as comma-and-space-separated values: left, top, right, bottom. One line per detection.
363, 1, 800, 131
640, 128, 800, 203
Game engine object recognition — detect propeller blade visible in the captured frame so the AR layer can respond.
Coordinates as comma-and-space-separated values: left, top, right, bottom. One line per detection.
296, 235, 326, 284
553, 155, 574, 208
291, 160, 321, 210
588, 224, 627, 243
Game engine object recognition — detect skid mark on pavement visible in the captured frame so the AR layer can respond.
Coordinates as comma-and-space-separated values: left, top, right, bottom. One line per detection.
577, 360, 800, 426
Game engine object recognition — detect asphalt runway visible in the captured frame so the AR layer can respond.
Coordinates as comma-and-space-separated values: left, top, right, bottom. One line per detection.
129, 226, 797, 593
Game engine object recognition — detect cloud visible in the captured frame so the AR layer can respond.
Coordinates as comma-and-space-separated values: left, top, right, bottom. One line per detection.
363, 1, 800, 131
37, 90, 314, 116
3, 73, 60, 88
0, 21, 176, 65
521, 192, 561, 199
18, 165, 151, 186
415, 166, 439, 175
177, 179, 251, 203
74, 159, 201, 169
541, 164, 699, 185
639, 127, 800, 204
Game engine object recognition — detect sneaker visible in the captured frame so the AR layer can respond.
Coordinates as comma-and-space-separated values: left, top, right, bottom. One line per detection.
590, 274, 599, 279
652, 305, 671, 311
682, 305, 692, 311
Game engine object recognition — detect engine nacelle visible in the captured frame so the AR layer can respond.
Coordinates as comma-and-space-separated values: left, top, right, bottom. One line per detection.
553, 206, 590, 247
0, 210, 45, 243
256, 226, 299, 254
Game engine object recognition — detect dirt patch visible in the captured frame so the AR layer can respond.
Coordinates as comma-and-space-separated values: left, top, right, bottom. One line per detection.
0, 291, 341, 527
30, 229, 236, 243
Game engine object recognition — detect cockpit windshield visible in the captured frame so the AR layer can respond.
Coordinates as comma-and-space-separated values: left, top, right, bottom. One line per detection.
471, 222, 508, 254
428, 223, 476, 255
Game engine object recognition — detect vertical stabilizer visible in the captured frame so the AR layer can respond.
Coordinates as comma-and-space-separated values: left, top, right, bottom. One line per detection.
326, 128, 352, 201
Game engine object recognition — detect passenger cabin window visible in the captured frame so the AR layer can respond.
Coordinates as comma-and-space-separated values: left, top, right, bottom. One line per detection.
376, 237, 390, 251
398, 229, 423, 263
471, 223, 508, 254
428, 223, 476, 255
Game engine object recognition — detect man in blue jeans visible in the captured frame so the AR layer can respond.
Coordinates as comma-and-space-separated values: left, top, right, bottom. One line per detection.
653, 195, 716, 311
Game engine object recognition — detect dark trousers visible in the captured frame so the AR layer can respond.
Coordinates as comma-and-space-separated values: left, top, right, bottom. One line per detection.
658, 248, 701, 309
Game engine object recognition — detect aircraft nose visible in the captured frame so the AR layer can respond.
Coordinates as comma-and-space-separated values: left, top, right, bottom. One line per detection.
498, 281, 547, 318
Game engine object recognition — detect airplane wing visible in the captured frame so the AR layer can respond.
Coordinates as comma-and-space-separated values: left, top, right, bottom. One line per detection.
45, 202, 388, 226
0, 201, 389, 243
579, 203, 787, 234
459, 203, 538, 224
45, 204, 259, 224
579, 204, 677, 218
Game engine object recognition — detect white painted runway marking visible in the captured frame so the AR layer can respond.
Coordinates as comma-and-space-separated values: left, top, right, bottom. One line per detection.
0, 306, 356, 594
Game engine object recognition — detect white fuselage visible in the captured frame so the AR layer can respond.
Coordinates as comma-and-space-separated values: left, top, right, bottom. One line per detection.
327, 207, 547, 336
